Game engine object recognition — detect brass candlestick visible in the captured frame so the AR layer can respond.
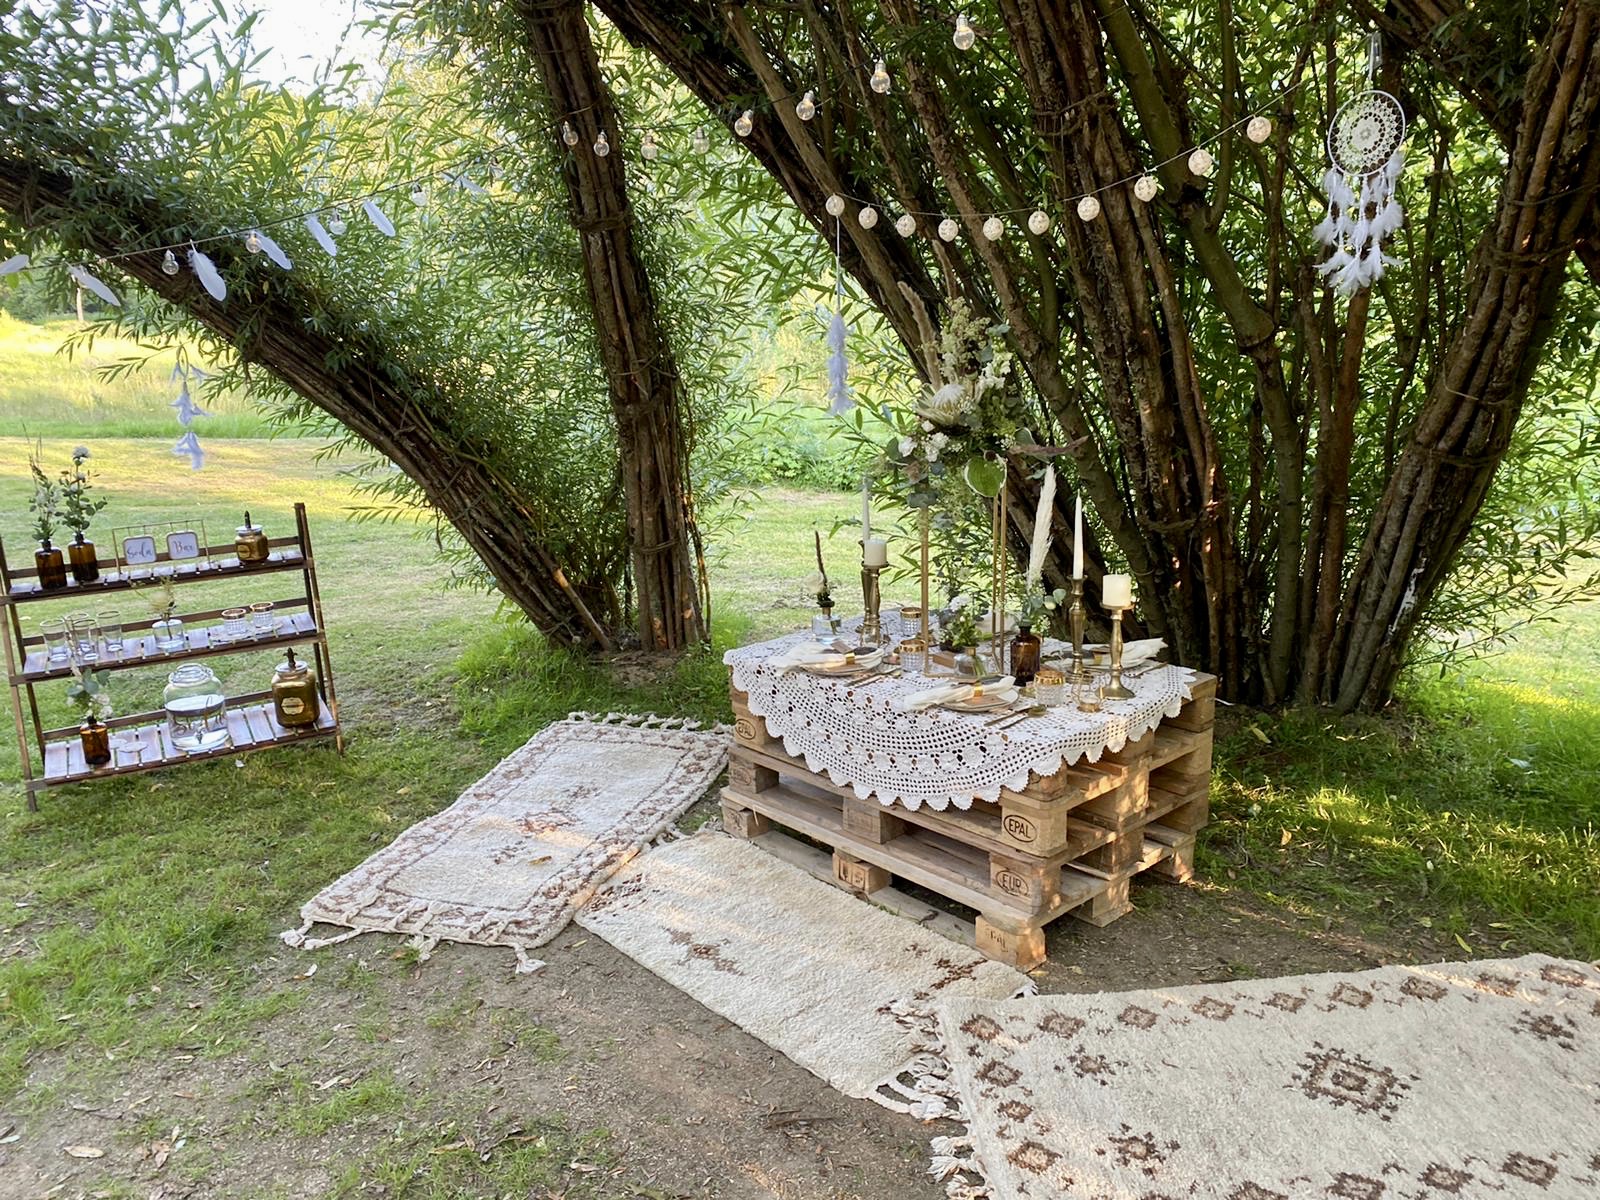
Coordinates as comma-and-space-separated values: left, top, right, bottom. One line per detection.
1065, 577, 1094, 684
860, 563, 885, 646
1101, 606, 1134, 699
919, 507, 932, 646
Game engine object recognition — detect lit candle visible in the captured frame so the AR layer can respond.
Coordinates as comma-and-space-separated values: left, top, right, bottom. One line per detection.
1102, 573, 1132, 608
861, 479, 872, 543
1073, 494, 1083, 579
863, 537, 889, 568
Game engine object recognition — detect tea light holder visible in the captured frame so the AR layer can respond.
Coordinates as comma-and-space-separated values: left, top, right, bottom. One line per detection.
1034, 667, 1066, 706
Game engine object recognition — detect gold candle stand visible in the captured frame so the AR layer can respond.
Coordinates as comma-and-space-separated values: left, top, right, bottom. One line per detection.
1101, 605, 1135, 699
919, 507, 931, 646
1064, 577, 1095, 684
860, 562, 885, 646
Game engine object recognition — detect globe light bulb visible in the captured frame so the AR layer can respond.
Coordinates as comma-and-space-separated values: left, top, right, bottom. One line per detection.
894, 213, 917, 237
1133, 175, 1160, 202
692, 126, 710, 155
561, 120, 579, 147
938, 216, 959, 242
734, 110, 753, 138
1188, 148, 1215, 177
1027, 209, 1050, 235
825, 193, 846, 218
1246, 115, 1273, 144
161, 249, 180, 276
641, 132, 658, 161
953, 14, 976, 51
982, 216, 1004, 240
327, 211, 347, 236
245, 230, 262, 254
411, 186, 427, 207
593, 131, 610, 157
858, 206, 879, 230
870, 59, 891, 94
796, 90, 817, 121
1077, 195, 1101, 221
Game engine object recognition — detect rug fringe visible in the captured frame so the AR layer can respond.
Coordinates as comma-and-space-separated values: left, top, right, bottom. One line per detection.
514, 946, 547, 975
278, 922, 368, 952
567, 710, 733, 737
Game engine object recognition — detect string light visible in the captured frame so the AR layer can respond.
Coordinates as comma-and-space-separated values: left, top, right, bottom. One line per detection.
161, 249, 179, 275
593, 131, 610, 157
982, 216, 1004, 240
1188, 148, 1215, 177
641, 132, 658, 161
691, 126, 710, 154
953, 14, 976, 51
1246, 115, 1273, 143
796, 90, 817, 121
561, 120, 578, 147
825, 193, 846, 218
410, 185, 427, 206
895, 213, 917, 237
1027, 210, 1050, 235
870, 59, 891, 94
326, 210, 347, 236
858, 206, 879, 229
245, 230, 262, 254
734, 110, 753, 137
1134, 175, 1160, 202
1077, 195, 1101, 221
938, 217, 959, 241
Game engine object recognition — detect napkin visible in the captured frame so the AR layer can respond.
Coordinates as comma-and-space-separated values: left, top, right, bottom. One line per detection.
894, 675, 1015, 712
768, 643, 886, 673
1121, 638, 1166, 667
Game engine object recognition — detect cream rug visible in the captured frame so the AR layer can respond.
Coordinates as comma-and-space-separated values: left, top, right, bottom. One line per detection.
281, 713, 727, 973
575, 832, 1032, 1104
917, 954, 1600, 1199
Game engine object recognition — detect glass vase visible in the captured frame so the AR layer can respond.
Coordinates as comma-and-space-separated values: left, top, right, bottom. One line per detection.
1010, 624, 1041, 686
67, 534, 100, 584
811, 607, 841, 642
152, 615, 187, 653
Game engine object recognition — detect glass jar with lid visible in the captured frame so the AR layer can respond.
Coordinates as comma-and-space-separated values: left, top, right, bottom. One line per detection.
271, 647, 321, 728
235, 510, 270, 565
163, 663, 230, 753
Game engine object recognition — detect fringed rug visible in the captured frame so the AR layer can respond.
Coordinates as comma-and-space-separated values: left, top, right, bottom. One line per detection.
915, 954, 1600, 1199
281, 713, 728, 973
575, 832, 1032, 1105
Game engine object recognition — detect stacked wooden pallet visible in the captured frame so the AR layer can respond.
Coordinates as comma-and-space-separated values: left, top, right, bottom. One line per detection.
721, 672, 1217, 969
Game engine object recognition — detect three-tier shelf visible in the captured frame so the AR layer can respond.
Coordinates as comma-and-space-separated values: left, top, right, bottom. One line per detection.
1, 502, 342, 810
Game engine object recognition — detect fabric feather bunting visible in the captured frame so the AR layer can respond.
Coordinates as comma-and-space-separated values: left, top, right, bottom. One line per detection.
253, 230, 293, 270
1315, 146, 1405, 297
67, 266, 120, 307
826, 307, 851, 415
305, 213, 338, 257
363, 198, 395, 237
188, 247, 226, 302
0, 253, 29, 277
1024, 464, 1057, 591
172, 430, 205, 471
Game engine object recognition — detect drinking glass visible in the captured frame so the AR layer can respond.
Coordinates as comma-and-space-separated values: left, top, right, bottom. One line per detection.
249, 601, 276, 639
67, 612, 100, 663
219, 607, 249, 643
38, 617, 71, 664
96, 609, 124, 655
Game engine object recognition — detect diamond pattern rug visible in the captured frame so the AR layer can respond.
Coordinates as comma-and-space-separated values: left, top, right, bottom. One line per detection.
918, 954, 1600, 1199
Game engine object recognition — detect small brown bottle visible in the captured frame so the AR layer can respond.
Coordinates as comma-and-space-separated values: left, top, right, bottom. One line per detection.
271, 647, 321, 728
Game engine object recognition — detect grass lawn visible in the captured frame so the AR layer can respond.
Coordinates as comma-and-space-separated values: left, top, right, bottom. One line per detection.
0, 429, 1595, 1194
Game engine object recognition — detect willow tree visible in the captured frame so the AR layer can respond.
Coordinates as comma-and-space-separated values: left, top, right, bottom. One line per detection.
591, 0, 1600, 709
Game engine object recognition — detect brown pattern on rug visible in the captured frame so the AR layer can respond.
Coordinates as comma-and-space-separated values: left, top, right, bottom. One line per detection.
925, 955, 1600, 1199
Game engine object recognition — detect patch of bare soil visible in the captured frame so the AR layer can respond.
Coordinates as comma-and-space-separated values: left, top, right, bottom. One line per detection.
0, 875, 1446, 1200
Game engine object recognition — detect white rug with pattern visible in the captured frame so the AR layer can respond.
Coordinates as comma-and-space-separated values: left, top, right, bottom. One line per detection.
281, 713, 728, 973
917, 954, 1600, 1199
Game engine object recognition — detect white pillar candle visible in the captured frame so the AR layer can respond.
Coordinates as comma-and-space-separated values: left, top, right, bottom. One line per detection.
1102, 573, 1133, 608
861, 480, 872, 543
1073, 494, 1084, 579
863, 537, 889, 568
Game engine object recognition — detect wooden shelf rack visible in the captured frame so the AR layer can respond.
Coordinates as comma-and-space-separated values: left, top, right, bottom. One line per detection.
2, 502, 342, 809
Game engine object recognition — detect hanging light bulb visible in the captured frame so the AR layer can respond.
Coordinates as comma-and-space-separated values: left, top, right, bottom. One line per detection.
870, 59, 891, 94
825, 193, 846, 218
982, 216, 1004, 240
411, 185, 428, 206
692, 126, 710, 154
1077, 195, 1102, 221
161, 249, 180, 276
245, 230, 263, 254
734, 110, 753, 137
1246, 115, 1273, 144
593, 131, 611, 157
953, 14, 976, 51
641, 132, 659, 161
1188, 148, 1215, 177
561, 120, 579, 147
1027, 209, 1051, 235
327, 209, 347, 236
894, 213, 917, 237
858, 206, 879, 230
796, 90, 817, 121
1133, 175, 1160, 202
938, 217, 959, 242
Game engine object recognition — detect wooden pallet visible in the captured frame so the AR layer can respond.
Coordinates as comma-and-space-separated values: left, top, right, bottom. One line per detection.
723, 672, 1216, 968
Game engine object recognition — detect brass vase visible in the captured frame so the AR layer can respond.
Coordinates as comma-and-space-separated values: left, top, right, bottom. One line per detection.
35, 540, 67, 591
68, 533, 100, 584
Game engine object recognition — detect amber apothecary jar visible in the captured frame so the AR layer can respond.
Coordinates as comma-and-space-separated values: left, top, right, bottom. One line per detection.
68, 533, 100, 584
1010, 624, 1042, 686
80, 714, 112, 767
235, 511, 270, 565
35, 540, 68, 590
272, 647, 321, 728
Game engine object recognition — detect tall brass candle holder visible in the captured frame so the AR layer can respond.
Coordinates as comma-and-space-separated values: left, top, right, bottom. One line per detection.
1064, 577, 1095, 684
860, 563, 885, 646
1101, 604, 1135, 699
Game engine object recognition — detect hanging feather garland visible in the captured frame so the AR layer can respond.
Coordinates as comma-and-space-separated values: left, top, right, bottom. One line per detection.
0, 253, 29, 276
252, 229, 293, 270
172, 430, 205, 471
188, 247, 226, 302
170, 379, 209, 427
362, 198, 395, 237
67, 266, 120, 307
305, 213, 338, 257
825, 209, 852, 415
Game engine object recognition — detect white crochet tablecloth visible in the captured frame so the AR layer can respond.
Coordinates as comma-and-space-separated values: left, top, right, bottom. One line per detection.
725, 629, 1197, 812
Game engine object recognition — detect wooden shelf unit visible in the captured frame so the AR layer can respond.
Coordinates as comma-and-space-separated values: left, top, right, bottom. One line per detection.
2, 502, 342, 809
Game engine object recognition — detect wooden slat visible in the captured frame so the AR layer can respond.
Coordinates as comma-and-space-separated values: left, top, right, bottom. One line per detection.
243, 705, 277, 744
225, 708, 257, 750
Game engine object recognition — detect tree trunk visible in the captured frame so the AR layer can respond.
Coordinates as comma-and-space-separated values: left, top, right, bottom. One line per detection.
520, 0, 707, 650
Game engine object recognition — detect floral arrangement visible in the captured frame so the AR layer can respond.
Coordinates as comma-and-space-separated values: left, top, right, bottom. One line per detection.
67, 663, 113, 722
133, 576, 178, 623
885, 297, 1027, 502
59, 446, 108, 540
28, 448, 58, 545
810, 530, 833, 610
941, 593, 980, 649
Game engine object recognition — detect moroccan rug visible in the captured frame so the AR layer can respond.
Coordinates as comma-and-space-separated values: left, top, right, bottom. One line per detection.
915, 954, 1600, 1199
281, 713, 728, 973
574, 832, 1032, 1104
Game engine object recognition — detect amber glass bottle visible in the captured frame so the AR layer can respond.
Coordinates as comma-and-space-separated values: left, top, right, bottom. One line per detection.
1009, 624, 1042, 686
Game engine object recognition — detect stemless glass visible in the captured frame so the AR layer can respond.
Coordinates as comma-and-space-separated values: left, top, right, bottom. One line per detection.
96, 609, 124, 655
67, 612, 100, 663
249, 601, 276, 639
219, 607, 249, 644
38, 617, 71, 664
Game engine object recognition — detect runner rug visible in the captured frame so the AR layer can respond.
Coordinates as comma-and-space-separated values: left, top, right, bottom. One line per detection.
281, 713, 728, 973
575, 832, 1032, 1105
916, 954, 1600, 1199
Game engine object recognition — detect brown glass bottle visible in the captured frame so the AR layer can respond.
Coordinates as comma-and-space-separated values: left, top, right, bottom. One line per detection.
68, 533, 100, 584
80, 714, 111, 767
1010, 624, 1041, 686
35, 540, 67, 590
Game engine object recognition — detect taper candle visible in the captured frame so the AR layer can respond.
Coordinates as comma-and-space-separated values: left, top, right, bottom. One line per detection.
1073, 494, 1084, 579
861, 479, 872, 543
1102, 573, 1132, 608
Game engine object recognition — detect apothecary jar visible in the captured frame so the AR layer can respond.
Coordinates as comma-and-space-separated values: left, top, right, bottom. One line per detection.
163, 664, 231, 754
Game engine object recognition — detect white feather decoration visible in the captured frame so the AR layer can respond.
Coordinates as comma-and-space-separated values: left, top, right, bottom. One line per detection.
253, 230, 292, 270
188, 247, 226, 302
68, 266, 120, 307
305, 213, 338, 257
363, 198, 395, 237
171, 380, 209, 427
826, 307, 851, 415
447, 170, 486, 196
1025, 464, 1057, 591
172, 430, 205, 471
0, 253, 29, 276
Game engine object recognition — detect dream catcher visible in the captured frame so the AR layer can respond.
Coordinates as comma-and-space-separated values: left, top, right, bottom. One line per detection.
1313, 34, 1407, 296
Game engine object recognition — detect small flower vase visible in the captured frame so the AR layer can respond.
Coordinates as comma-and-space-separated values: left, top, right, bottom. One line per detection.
80, 714, 112, 768
152, 615, 187, 653
811, 606, 840, 642
68, 532, 100, 584
1010, 624, 1041, 686
35, 540, 67, 591
953, 647, 982, 680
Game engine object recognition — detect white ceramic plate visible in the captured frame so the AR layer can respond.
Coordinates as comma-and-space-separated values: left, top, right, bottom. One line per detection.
942, 687, 1019, 713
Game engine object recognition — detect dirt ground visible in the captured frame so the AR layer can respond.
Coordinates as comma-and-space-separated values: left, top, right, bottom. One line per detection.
0, 847, 1452, 1200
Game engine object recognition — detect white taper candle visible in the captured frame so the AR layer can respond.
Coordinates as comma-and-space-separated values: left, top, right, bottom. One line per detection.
1073, 494, 1084, 579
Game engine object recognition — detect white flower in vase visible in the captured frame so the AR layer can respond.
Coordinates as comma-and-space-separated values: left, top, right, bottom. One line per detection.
898, 436, 917, 459
918, 381, 971, 426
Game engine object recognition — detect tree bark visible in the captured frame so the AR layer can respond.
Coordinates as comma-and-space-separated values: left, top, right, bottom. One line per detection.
520, 0, 707, 650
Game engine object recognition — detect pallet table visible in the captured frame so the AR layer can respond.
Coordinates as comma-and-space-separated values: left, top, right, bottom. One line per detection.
721, 670, 1217, 970
2, 502, 342, 810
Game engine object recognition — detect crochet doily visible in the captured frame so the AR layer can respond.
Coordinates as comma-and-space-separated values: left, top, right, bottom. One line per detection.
725, 630, 1196, 812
